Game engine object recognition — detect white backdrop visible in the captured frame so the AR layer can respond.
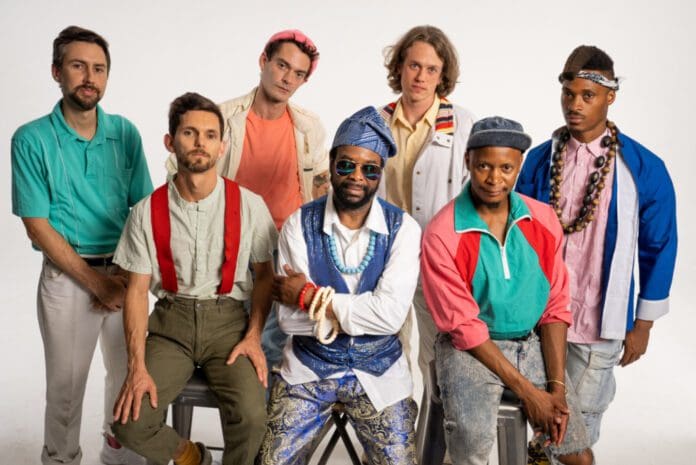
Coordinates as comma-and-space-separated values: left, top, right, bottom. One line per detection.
2, 1, 695, 464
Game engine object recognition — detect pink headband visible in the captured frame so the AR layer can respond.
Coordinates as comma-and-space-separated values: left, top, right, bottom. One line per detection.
264, 29, 319, 76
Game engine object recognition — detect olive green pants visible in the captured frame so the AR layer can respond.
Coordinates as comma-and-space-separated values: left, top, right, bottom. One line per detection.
113, 297, 266, 465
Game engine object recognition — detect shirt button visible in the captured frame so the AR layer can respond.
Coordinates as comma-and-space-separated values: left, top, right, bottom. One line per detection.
415, 207, 421, 211
416, 171, 421, 175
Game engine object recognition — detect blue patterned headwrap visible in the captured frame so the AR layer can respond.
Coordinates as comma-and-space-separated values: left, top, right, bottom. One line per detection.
331, 106, 397, 161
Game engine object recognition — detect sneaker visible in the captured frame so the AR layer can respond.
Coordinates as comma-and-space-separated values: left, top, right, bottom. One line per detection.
100, 435, 146, 465
527, 441, 550, 465
196, 442, 212, 465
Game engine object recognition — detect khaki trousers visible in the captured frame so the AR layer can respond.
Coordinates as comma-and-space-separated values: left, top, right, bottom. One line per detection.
412, 284, 437, 389
38, 258, 128, 465
113, 297, 266, 465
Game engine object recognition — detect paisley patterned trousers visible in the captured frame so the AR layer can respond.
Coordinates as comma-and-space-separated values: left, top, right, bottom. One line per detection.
257, 374, 417, 465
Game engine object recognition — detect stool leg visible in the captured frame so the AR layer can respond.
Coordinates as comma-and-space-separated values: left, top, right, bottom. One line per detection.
317, 424, 342, 465
318, 412, 362, 465
333, 412, 362, 465
497, 406, 527, 465
416, 385, 446, 465
429, 398, 447, 465
306, 413, 337, 461
415, 388, 431, 463
172, 403, 194, 439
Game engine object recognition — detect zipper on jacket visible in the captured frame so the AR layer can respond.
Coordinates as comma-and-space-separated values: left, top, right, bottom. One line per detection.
468, 214, 528, 281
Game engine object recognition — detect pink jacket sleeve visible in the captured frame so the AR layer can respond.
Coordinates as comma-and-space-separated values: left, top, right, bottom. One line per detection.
420, 205, 491, 350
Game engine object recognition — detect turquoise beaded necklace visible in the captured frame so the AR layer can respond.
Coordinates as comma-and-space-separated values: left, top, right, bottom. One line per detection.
327, 231, 376, 274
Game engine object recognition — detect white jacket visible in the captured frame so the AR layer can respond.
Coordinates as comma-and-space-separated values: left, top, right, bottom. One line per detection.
378, 101, 475, 229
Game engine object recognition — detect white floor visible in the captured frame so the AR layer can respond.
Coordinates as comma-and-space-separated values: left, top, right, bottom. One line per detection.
2, 257, 695, 464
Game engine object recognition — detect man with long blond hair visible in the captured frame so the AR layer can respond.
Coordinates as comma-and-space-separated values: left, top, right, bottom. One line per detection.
378, 25, 475, 384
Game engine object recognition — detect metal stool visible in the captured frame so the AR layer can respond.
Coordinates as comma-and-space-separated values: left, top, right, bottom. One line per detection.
415, 361, 527, 465
171, 368, 222, 449
307, 403, 362, 465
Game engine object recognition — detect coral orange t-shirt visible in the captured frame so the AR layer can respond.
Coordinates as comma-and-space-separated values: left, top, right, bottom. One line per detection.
234, 108, 302, 230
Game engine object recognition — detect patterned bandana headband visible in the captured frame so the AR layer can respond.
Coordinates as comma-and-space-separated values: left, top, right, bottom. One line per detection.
576, 70, 620, 90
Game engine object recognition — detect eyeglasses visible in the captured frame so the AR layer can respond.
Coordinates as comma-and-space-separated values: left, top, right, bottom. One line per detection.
334, 160, 383, 181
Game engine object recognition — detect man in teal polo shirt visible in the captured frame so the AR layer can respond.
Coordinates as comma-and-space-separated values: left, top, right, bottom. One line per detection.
11, 26, 152, 465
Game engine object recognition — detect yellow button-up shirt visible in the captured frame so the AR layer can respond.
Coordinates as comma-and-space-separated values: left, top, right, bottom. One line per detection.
385, 97, 440, 213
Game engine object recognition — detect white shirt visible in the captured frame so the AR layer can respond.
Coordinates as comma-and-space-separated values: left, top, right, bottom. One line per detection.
277, 192, 421, 411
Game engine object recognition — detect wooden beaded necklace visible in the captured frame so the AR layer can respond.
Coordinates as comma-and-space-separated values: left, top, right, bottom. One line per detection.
550, 121, 618, 234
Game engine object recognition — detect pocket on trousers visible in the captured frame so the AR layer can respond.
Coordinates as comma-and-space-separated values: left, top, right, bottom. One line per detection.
39, 258, 71, 297
574, 349, 619, 414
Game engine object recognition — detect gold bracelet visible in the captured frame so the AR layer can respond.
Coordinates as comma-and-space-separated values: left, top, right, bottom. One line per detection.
546, 379, 567, 393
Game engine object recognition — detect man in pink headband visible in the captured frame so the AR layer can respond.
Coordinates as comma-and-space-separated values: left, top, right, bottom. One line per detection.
167, 29, 329, 378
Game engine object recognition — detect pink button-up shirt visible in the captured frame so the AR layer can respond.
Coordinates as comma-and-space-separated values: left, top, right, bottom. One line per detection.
559, 130, 614, 343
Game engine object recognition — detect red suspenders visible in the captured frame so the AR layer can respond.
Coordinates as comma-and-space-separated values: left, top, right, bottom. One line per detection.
218, 179, 241, 294
150, 178, 241, 295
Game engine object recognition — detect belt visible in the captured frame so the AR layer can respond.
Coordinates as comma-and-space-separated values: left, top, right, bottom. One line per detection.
82, 256, 114, 267
160, 295, 244, 311
507, 331, 535, 342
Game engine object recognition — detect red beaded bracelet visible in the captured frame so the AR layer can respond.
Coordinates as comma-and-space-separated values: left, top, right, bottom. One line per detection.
297, 282, 317, 312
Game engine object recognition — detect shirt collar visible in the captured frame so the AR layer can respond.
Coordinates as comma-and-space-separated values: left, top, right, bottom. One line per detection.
454, 182, 531, 233
168, 175, 223, 211
567, 128, 610, 159
393, 96, 440, 131
50, 100, 119, 145
322, 190, 389, 236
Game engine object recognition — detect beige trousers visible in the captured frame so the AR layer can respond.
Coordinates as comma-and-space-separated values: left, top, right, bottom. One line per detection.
37, 257, 128, 465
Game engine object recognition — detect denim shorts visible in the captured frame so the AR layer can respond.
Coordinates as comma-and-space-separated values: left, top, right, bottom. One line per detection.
565, 340, 622, 445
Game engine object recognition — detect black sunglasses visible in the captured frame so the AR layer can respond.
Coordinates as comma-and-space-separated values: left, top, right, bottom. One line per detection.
334, 160, 383, 181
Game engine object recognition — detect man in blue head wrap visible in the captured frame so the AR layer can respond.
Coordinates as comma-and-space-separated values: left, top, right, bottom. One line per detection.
258, 107, 422, 465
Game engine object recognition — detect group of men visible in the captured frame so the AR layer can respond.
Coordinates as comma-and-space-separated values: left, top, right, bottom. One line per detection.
11, 23, 676, 465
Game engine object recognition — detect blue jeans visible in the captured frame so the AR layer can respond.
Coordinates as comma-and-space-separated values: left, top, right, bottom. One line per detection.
261, 302, 287, 371
260, 249, 287, 376
436, 333, 590, 465
258, 374, 418, 465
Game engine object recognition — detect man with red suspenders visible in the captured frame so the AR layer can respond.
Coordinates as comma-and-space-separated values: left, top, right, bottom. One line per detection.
110, 93, 277, 465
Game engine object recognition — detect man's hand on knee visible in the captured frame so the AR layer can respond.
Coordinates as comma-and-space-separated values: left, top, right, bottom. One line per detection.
522, 387, 570, 446
226, 335, 268, 388
113, 368, 158, 424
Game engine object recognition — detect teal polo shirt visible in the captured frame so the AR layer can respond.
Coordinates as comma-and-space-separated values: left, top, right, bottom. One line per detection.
12, 101, 153, 255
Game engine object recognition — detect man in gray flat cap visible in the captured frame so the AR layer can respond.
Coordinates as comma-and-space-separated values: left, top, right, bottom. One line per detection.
258, 106, 422, 465
421, 117, 594, 465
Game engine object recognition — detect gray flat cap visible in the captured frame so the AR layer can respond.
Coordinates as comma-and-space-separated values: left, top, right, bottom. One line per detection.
466, 116, 532, 153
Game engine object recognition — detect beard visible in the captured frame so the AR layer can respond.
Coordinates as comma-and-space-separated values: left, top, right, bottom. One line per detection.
177, 150, 216, 173
332, 179, 378, 211
65, 85, 102, 111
